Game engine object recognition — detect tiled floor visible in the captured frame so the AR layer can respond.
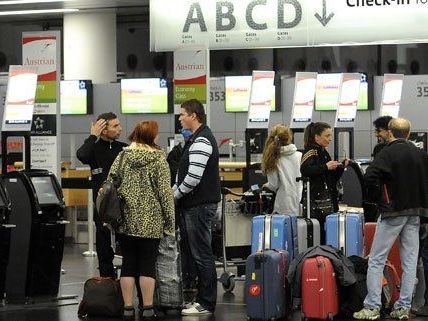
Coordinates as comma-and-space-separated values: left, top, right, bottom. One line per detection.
0, 243, 426, 321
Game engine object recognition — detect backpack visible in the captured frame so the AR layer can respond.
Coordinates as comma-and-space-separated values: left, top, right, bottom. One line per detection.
340, 256, 400, 317
77, 277, 124, 317
96, 152, 125, 230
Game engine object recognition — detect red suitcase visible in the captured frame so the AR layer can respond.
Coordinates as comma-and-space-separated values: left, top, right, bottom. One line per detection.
364, 223, 402, 278
301, 256, 339, 321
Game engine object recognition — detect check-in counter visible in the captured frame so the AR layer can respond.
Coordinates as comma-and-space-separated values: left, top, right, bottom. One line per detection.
219, 161, 246, 198
61, 169, 91, 206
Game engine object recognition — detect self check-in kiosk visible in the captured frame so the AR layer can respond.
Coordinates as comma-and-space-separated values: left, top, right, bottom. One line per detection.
3, 170, 67, 303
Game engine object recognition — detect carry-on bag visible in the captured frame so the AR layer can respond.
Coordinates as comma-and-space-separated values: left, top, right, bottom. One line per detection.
78, 277, 124, 317
251, 214, 297, 260
364, 222, 402, 278
245, 249, 289, 320
325, 211, 365, 257
296, 177, 321, 253
155, 231, 183, 309
301, 256, 339, 321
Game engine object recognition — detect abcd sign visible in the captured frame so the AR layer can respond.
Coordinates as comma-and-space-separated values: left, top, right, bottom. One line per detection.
150, 0, 428, 51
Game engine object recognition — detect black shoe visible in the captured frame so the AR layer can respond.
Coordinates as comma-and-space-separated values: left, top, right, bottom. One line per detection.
139, 306, 158, 320
411, 305, 428, 316
123, 306, 135, 320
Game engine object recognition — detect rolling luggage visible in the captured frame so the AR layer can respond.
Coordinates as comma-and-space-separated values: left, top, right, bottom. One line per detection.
297, 177, 321, 253
364, 222, 402, 278
325, 212, 365, 257
301, 256, 339, 321
245, 249, 289, 320
251, 214, 297, 260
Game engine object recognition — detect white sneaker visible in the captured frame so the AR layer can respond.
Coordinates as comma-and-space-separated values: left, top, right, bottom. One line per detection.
181, 302, 213, 315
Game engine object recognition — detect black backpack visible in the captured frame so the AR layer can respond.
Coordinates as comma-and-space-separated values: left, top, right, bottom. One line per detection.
78, 277, 124, 317
340, 256, 368, 317
96, 152, 125, 230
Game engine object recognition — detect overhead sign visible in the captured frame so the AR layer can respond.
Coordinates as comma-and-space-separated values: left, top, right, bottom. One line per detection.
380, 74, 404, 118
335, 73, 361, 127
150, 0, 428, 51
247, 71, 275, 128
290, 72, 317, 128
2, 66, 38, 132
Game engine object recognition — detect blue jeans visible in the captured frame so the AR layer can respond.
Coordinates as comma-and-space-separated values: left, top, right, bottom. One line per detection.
364, 215, 420, 310
182, 203, 218, 312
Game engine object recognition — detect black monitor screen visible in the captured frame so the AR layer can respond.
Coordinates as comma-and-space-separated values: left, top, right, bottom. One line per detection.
30, 177, 61, 205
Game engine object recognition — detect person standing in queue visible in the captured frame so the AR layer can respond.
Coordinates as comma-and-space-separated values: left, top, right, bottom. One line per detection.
353, 118, 428, 320
300, 122, 347, 243
107, 121, 175, 320
76, 112, 127, 278
173, 99, 221, 316
262, 124, 303, 215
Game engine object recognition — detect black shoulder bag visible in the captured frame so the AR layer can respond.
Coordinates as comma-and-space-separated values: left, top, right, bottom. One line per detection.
96, 152, 126, 230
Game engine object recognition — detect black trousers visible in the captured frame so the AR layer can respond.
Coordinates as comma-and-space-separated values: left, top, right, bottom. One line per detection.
93, 206, 115, 278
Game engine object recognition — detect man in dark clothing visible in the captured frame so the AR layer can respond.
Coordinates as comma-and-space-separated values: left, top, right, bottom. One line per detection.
354, 118, 428, 321
372, 116, 393, 159
174, 99, 221, 316
76, 112, 127, 278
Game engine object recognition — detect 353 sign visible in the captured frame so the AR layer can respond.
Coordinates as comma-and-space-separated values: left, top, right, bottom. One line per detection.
210, 91, 225, 101
417, 86, 428, 97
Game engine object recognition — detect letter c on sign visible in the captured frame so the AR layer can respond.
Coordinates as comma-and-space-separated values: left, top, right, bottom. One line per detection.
246, 0, 267, 30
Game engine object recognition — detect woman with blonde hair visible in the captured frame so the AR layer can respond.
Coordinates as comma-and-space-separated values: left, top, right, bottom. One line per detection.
262, 124, 303, 214
107, 120, 175, 320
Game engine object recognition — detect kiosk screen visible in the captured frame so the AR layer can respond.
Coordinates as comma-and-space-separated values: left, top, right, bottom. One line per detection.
30, 177, 61, 205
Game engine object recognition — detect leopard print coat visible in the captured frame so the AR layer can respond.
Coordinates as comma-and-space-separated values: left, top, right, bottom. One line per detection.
107, 144, 175, 238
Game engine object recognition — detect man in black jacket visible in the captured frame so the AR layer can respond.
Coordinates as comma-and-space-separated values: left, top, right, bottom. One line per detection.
174, 99, 221, 316
76, 112, 127, 278
354, 118, 428, 321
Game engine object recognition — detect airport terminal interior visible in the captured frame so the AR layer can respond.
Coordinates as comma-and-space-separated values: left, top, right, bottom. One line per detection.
1, 1, 428, 321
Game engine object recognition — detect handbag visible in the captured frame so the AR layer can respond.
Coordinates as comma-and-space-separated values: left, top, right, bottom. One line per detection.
96, 152, 125, 230
77, 277, 124, 317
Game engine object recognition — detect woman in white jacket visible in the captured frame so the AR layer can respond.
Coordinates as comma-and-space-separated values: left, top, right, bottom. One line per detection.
262, 124, 303, 215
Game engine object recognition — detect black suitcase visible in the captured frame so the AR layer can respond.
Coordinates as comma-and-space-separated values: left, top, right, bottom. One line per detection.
245, 249, 289, 320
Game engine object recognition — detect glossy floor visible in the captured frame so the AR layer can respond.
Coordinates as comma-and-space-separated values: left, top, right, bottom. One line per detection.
0, 243, 426, 321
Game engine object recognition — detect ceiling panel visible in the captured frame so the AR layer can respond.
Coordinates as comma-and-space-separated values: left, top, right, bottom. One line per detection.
0, 0, 149, 22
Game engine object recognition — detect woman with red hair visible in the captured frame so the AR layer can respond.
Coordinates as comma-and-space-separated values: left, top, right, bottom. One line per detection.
107, 121, 175, 320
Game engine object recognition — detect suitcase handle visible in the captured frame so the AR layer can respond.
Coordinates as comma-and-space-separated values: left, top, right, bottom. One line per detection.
297, 177, 311, 219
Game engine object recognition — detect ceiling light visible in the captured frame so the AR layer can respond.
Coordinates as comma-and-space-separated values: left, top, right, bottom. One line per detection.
0, 0, 72, 4
0, 8, 79, 15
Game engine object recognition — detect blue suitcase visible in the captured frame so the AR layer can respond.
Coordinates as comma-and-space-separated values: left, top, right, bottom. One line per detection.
251, 214, 298, 260
325, 212, 365, 257
245, 249, 289, 320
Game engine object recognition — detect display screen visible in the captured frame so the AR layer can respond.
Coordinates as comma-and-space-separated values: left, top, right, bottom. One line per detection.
31, 176, 61, 205
60, 80, 93, 115
315, 73, 342, 111
357, 73, 369, 110
121, 78, 169, 114
225, 76, 276, 112
2, 68, 38, 131
315, 73, 370, 111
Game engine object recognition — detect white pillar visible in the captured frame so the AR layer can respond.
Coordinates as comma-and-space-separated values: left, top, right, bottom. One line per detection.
63, 11, 116, 83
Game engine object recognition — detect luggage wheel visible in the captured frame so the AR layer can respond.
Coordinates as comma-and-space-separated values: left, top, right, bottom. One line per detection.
328, 312, 334, 321
219, 271, 235, 293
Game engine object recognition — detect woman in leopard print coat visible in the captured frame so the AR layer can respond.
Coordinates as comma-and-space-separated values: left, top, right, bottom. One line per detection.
107, 120, 174, 319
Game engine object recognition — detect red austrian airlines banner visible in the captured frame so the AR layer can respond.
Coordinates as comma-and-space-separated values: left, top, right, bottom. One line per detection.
22, 31, 61, 178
